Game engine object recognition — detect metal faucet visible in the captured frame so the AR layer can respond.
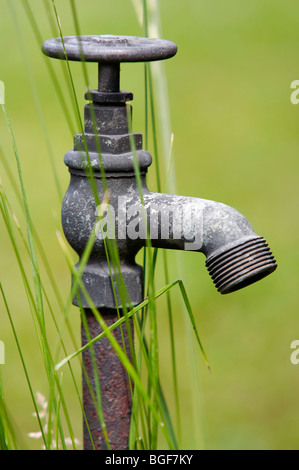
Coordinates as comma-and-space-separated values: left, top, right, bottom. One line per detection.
42, 35, 277, 450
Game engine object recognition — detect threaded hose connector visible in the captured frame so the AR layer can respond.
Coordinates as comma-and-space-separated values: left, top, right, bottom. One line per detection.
206, 237, 277, 294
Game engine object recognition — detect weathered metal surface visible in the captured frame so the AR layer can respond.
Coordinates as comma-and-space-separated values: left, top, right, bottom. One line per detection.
41, 35, 177, 63
61, 96, 277, 306
82, 309, 133, 450
42, 34, 277, 450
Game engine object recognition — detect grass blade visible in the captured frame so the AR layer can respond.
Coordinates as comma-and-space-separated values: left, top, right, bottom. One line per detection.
0, 283, 47, 448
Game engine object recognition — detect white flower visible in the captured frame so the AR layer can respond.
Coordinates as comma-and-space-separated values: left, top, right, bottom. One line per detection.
28, 391, 79, 449
28, 431, 43, 439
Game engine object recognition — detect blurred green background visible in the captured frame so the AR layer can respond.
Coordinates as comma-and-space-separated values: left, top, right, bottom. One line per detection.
0, 0, 298, 450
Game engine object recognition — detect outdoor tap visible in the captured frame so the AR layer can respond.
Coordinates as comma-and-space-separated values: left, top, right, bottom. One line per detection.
42, 35, 277, 449
42, 35, 277, 309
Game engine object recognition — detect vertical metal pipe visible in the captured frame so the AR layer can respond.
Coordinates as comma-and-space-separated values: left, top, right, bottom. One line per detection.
98, 63, 120, 92
81, 309, 133, 450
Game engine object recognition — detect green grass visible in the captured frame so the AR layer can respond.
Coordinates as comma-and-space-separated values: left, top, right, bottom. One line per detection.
0, 0, 209, 450
0, 0, 298, 451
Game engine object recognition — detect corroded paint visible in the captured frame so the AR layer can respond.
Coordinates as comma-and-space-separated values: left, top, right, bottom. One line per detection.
82, 310, 133, 450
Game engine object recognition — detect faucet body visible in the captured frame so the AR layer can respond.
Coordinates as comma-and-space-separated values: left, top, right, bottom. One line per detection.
62, 101, 276, 308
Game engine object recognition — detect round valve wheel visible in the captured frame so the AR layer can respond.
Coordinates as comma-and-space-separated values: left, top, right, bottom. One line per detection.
42, 35, 177, 63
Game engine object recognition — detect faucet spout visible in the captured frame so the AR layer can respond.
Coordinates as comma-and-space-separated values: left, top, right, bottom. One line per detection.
142, 191, 277, 294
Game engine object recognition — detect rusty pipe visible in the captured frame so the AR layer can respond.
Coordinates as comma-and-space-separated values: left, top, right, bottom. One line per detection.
82, 309, 133, 450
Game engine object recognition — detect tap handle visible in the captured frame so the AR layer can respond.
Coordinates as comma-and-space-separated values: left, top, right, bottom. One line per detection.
42, 35, 177, 95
